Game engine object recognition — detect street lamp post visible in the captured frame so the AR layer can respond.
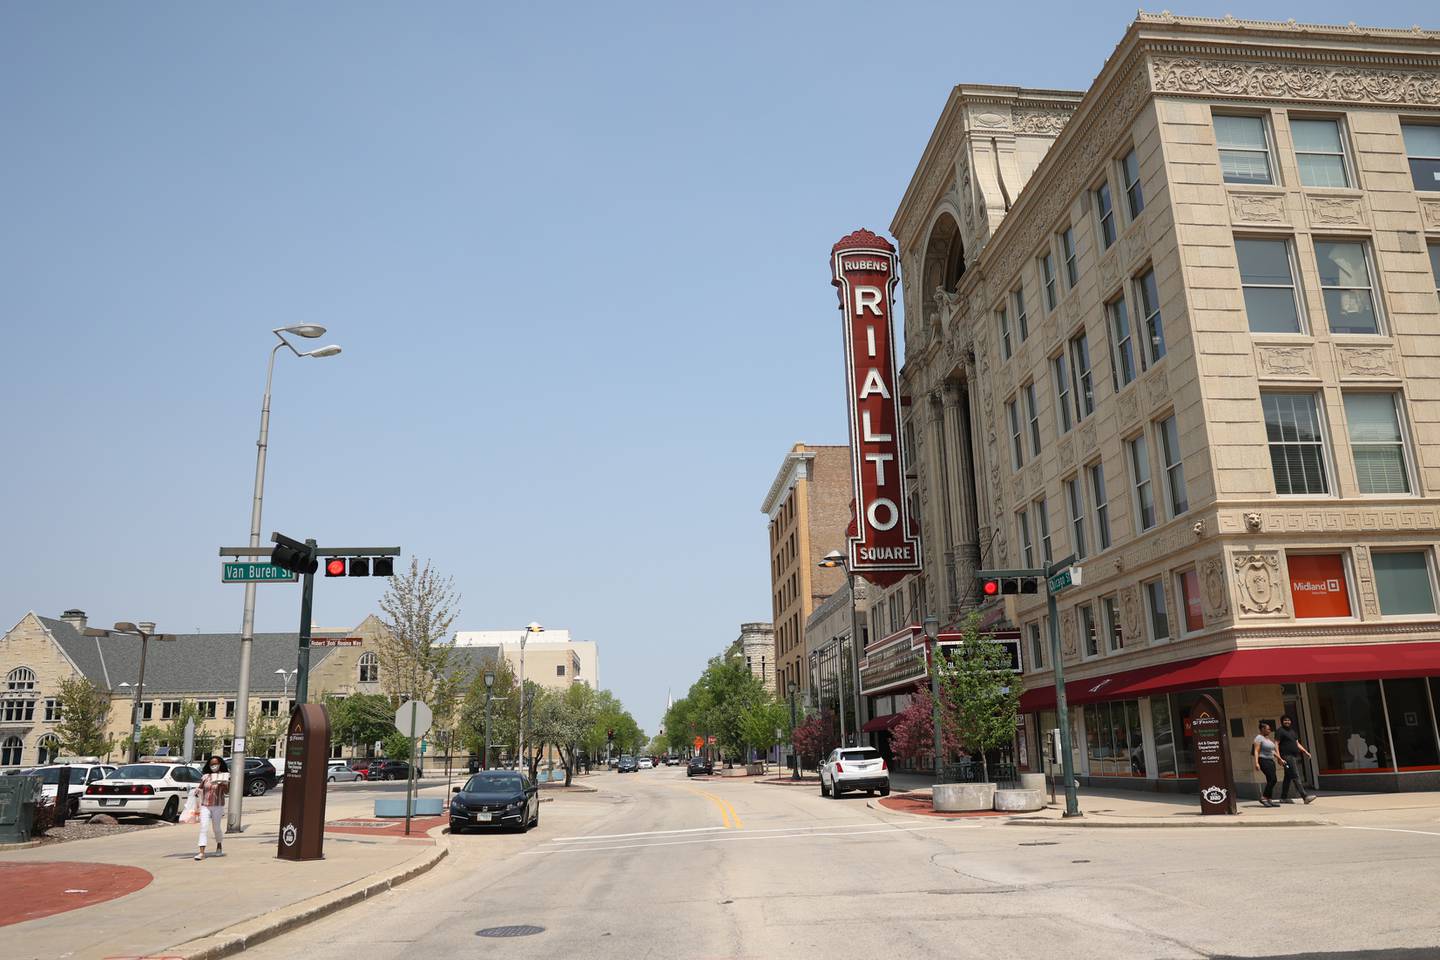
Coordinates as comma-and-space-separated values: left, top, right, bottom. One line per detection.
787, 680, 799, 780
229, 325, 340, 835
924, 616, 944, 781
819, 550, 863, 748
483, 671, 495, 770
85, 622, 170, 763
275, 669, 297, 706
517, 622, 543, 776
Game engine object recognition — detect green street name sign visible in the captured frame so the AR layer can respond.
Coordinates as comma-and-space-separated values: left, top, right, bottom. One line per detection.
222, 561, 298, 584
1048, 566, 1082, 594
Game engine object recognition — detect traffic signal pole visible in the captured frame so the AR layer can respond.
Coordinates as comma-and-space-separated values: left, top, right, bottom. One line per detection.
295, 538, 317, 704
1044, 555, 1082, 818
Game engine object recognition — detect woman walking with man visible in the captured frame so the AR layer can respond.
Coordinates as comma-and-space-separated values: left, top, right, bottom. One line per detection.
1252, 721, 1283, 807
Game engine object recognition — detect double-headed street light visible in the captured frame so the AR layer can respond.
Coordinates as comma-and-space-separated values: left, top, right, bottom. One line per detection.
229, 325, 342, 836
517, 622, 543, 774
483, 670, 495, 770
275, 668, 297, 703
923, 615, 944, 780
818, 549, 862, 748
84, 622, 173, 763
786, 680, 799, 780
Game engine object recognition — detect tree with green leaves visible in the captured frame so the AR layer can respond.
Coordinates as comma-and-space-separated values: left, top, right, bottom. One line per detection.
662, 696, 696, 755
54, 677, 111, 756
932, 613, 1021, 783
458, 656, 517, 765
327, 693, 396, 755
376, 558, 461, 705
685, 653, 769, 764
531, 682, 599, 785
739, 699, 788, 769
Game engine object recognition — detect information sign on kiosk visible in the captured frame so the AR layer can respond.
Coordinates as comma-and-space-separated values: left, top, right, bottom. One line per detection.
277, 702, 330, 860
1191, 693, 1237, 815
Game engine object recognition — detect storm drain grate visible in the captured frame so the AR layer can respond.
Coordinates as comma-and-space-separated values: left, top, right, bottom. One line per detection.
1018, 841, 1058, 846
477, 925, 545, 939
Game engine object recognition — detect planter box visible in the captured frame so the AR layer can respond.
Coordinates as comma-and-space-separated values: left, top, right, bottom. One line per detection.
932, 782, 996, 812
1019, 772, 1047, 792
993, 788, 1045, 812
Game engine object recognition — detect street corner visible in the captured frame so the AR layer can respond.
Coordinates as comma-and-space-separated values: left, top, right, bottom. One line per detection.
0, 861, 153, 927
326, 815, 448, 842
867, 791, 1011, 820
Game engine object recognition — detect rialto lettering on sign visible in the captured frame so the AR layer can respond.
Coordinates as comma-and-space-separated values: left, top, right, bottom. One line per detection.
830, 229, 922, 584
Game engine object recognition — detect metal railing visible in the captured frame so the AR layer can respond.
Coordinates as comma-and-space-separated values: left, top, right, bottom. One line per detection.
939, 759, 1020, 790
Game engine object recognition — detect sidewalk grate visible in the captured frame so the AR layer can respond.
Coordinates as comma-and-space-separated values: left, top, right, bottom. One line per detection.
477, 925, 545, 938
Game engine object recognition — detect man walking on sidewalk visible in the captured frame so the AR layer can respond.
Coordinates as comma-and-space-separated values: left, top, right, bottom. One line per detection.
1277, 714, 1315, 804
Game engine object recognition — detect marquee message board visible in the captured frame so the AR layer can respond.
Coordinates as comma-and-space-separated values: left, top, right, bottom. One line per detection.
831, 229, 922, 586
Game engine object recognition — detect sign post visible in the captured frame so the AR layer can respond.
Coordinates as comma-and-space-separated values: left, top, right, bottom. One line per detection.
395, 700, 433, 837
276, 703, 330, 861
1191, 693, 1238, 815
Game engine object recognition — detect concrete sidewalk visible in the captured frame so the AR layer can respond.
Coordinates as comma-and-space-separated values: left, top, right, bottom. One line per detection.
1, 782, 453, 960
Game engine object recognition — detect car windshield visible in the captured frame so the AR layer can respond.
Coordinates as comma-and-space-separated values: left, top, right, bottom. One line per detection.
464, 774, 523, 792
840, 749, 882, 761
111, 764, 168, 780
34, 767, 81, 784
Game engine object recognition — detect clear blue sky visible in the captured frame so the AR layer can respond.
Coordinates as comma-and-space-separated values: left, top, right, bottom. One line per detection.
2, 2, 1430, 733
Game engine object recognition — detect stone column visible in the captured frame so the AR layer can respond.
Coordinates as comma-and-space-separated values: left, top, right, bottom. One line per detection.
942, 382, 978, 613
926, 391, 956, 614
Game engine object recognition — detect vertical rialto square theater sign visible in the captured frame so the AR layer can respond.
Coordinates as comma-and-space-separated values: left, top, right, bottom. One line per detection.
831, 229, 922, 585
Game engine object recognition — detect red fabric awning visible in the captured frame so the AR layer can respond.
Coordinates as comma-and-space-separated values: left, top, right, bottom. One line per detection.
862, 713, 903, 733
1018, 641, 1440, 713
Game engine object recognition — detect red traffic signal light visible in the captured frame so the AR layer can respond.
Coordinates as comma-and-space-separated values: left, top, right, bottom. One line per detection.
325, 558, 346, 577
981, 578, 1000, 597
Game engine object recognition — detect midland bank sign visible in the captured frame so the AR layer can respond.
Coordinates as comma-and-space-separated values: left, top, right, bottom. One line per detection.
831, 229, 922, 586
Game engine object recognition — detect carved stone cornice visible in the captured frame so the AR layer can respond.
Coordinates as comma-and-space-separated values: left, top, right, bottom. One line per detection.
1150, 56, 1440, 106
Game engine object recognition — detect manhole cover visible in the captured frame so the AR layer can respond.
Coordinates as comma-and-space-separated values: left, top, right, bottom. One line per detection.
477, 925, 545, 939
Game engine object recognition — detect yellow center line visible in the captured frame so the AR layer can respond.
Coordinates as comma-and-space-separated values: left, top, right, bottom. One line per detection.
678, 785, 743, 830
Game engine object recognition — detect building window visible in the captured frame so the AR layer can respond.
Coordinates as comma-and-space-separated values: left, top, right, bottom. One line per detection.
1372, 551, 1436, 617
1288, 553, 1352, 619
44, 698, 61, 722
1060, 227, 1079, 289
1291, 117, 1351, 188
37, 735, 60, 764
998, 308, 1012, 360
1401, 122, 1440, 192
1084, 699, 1146, 777
1087, 461, 1111, 551
1018, 509, 1034, 568
1070, 332, 1094, 419
1065, 476, 1087, 560
1121, 147, 1144, 218
1103, 595, 1123, 652
1095, 182, 1116, 249
556, 664, 566, 677
1079, 604, 1099, 658
1430, 244, 1440, 305
1036, 498, 1053, 564
1108, 295, 1136, 389
140, 701, 153, 721
1, 737, 21, 766
1344, 393, 1411, 495
1052, 355, 1073, 434
1237, 238, 1303, 334
1023, 382, 1042, 456
1177, 568, 1204, 633
260, 699, 282, 717
1007, 398, 1024, 469
358, 652, 379, 684
2, 700, 35, 723
1014, 288, 1030, 341
1041, 251, 1058, 311
197, 701, 216, 720
1144, 579, 1170, 643
1157, 414, 1188, 517
160, 700, 183, 720
225, 700, 236, 719
1028, 622, 1044, 671
6, 667, 36, 692
1214, 114, 1273, 185
1315, 240, 1381, 335
1128, 434, 1156, 532
1135, 268, 1166, 363
1263, 393, 1329, 495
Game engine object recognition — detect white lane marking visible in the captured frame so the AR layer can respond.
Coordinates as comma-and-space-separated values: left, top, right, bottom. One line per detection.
548, 822, 877, 844
1343, 825, 1440, 838
524, 822, 981, 855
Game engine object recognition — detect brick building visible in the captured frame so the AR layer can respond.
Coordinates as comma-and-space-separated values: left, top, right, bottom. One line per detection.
892, 14, 1440, 794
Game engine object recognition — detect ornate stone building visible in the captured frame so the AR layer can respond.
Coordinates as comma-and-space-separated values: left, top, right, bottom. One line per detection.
892, 14, 1440, 793
727, 622, 776, 695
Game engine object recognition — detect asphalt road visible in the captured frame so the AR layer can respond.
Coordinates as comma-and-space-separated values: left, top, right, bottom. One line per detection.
242, 768, 1440, 960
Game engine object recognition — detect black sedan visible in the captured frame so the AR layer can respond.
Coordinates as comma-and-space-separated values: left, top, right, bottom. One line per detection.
615, 755, 638, 773
367, 760, 411, 781
449, 772, 539, 833
687, 756, 713, 777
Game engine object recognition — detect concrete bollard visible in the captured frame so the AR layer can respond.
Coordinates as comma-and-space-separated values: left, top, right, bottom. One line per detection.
993, 788, 1046, 812
1018, 772, 1046, 792
932, 782, 996, 812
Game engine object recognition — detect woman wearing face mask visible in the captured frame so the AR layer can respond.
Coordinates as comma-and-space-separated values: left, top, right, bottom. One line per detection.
195, 756, 229, 861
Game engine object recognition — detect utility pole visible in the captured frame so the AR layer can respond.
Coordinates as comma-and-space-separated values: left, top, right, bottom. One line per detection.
1045, 556, 1082, 818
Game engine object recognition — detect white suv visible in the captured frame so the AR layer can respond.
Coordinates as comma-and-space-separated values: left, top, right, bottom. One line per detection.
820, 747, 889, 798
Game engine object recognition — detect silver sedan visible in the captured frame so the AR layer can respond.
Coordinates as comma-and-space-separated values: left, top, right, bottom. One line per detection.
327, 762, 364, 783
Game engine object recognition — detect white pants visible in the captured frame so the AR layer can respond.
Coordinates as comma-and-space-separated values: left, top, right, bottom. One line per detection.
198, 805, 225, 849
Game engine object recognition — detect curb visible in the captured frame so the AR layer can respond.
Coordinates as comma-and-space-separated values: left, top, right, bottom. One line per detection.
168, 824, 450, 960
0, 839, 43, 851
1003, 815, 1337, 828
864, 798, 1006, 821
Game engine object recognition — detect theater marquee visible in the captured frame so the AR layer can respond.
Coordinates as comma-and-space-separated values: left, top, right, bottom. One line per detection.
831, 229, 922, 584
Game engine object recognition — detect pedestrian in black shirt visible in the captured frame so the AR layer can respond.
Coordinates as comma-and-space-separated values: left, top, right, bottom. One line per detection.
1276, 713, 1315, 804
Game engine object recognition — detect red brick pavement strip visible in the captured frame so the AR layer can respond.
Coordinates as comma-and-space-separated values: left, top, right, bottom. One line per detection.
325, 815, 447, 839
0, 861, 153, 927
877, 792, 1010, 819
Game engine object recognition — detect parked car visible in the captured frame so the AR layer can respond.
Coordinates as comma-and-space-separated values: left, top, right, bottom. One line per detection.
637, 756, 653, 770
79, 762, 199, 821
819, 747, 889, 798
30, 764, 117, 818
449, 771, 539, 833
228, 756, 280, 796
367, 759, 411, 781
616, 755, 637, 773
327, 761, 363, 783
686, 756, 713, 777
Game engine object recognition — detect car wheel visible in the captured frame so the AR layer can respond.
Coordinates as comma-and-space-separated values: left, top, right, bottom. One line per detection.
247, 779, 268, 797
67, 796, 80, 819
820, 776, 829, 797
162, 797, 180, 823
327, 776, 336, 783
880, 786, 890, 797
832, 782, 844, 799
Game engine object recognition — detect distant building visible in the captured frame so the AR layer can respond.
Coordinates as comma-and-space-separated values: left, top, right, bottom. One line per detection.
453, 628, 598, 691
726, 622, 775, 694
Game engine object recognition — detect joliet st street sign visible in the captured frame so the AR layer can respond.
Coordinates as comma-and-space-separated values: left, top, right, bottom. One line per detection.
831, 229, 922, 585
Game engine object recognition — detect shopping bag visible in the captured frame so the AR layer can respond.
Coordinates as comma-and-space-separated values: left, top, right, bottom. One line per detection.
178, 788, 200, 824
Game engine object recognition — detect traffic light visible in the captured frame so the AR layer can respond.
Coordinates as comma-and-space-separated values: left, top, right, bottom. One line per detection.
372, 557, 395, 577
271, 535, 318, 575
325, 558, 347, 577
607, 729, 615, 741
348, 558, 370, 577
977, 573, 1041, 597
